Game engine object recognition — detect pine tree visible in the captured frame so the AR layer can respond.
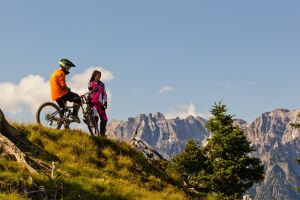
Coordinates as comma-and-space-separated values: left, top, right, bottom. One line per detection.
172, 102, 264, 199
172, 140, 207, 185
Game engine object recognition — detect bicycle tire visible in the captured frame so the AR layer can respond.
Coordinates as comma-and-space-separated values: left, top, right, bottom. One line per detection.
84, 110, 100, 136
36, 102, 63, 129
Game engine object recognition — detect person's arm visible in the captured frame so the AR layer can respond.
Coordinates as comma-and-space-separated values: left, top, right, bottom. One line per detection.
57, 73, 69, 91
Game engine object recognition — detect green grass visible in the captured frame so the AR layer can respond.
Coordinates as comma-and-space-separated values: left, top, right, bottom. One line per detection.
0, 123, 188, 200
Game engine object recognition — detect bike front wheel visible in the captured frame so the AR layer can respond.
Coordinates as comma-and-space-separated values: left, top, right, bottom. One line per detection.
84, 112, 100, 136
36, 102, 63, 129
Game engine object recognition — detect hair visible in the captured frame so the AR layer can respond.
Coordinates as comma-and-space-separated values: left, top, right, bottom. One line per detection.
89, 70, 102, 83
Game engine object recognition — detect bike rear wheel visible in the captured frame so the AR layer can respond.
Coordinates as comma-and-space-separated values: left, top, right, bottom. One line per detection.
36, 102, 63, 129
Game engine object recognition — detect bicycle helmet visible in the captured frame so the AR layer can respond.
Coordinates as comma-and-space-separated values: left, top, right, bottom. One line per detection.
59, 58, 75, 73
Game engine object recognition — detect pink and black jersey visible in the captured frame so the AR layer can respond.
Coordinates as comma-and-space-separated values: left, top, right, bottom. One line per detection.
89, 81, 107, 105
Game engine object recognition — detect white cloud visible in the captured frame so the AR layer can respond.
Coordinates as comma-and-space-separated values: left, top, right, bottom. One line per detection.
214, 81, 231, 89
164, 103, 206, 119
0, 66, 114, 119
159, 85, 174, 94
0, 75, 49, 114
70, 66, 114, 94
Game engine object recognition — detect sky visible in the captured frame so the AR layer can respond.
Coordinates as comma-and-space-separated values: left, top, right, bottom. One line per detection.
0, 1, 300, 123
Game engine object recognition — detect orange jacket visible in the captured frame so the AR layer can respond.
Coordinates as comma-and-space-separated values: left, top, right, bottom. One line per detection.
50, 68, 68, 100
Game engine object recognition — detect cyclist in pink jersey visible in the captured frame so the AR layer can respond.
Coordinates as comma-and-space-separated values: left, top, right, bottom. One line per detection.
88, 70, 108, 136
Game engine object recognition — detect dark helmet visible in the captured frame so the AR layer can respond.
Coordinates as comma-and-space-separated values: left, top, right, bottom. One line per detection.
59, 58, 75, 67
59, 58, 75, 73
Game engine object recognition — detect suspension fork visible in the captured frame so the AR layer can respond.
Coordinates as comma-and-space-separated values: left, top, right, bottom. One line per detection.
80, 104, 87, 120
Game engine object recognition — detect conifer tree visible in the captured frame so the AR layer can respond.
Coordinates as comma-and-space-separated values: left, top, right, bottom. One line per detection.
172, 102, 264, 199
172, 140, 207, 185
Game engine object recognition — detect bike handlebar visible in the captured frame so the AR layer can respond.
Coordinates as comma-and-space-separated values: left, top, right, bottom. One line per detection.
80, 90, 92, 97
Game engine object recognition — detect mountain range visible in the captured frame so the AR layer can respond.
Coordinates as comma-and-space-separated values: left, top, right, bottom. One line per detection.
106, 109, 300, 200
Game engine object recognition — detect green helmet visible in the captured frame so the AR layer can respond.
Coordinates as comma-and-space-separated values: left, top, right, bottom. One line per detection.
59, 59, 75, 74
59, 58, 75, 67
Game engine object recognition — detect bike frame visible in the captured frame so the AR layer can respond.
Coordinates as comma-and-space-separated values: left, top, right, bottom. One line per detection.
130, 126, 165, 162
59, 104, 76, 129
60, 92, 99, 134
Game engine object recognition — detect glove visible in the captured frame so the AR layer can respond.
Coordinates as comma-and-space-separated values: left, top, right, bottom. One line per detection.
88, 86, 98, 92
103, 102, 107, 110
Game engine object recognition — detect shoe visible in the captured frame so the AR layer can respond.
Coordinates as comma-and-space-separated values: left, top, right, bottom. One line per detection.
70, 115, 81, 123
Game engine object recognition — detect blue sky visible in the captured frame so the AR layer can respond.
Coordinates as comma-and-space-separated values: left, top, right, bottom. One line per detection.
0, 1, 300, 123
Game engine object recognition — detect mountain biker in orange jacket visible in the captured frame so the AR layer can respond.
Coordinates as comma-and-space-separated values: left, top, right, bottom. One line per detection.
50, 58, 81, 123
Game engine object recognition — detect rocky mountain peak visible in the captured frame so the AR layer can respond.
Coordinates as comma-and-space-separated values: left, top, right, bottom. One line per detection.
245, 109, 300, 149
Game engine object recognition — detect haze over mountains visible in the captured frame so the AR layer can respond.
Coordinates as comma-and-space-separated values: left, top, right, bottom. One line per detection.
107, 109, 300, 200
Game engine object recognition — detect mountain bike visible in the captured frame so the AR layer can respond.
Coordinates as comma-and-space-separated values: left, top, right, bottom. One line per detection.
36, 91, 100, 136
130, 126, 165, 163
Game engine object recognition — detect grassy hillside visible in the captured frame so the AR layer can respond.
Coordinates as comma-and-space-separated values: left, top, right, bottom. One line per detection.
0, 124, 188, 200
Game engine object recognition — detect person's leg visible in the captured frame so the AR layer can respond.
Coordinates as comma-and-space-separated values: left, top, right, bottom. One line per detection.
70, 92, 81, 116
91, 106, 99, 127
100, 120, 107, 136
63, 92, 81, 122
56, 98, 66, 109
98, 108, 108, 136
91, 106, 99, 121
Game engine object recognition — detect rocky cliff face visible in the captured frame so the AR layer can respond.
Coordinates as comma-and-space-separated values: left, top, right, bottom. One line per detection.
107, 109, 300, 200
242, 109, 300, 200
107, 112, 209, 159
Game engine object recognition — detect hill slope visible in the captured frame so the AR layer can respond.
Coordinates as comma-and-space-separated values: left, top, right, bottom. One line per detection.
0, 124, 187, 200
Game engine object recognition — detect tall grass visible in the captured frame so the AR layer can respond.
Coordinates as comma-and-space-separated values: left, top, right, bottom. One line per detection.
0, 124, 187, 200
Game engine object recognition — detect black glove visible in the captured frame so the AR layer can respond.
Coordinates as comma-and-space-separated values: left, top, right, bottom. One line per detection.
88, 86, 98, 92
103, 102, 107, 109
